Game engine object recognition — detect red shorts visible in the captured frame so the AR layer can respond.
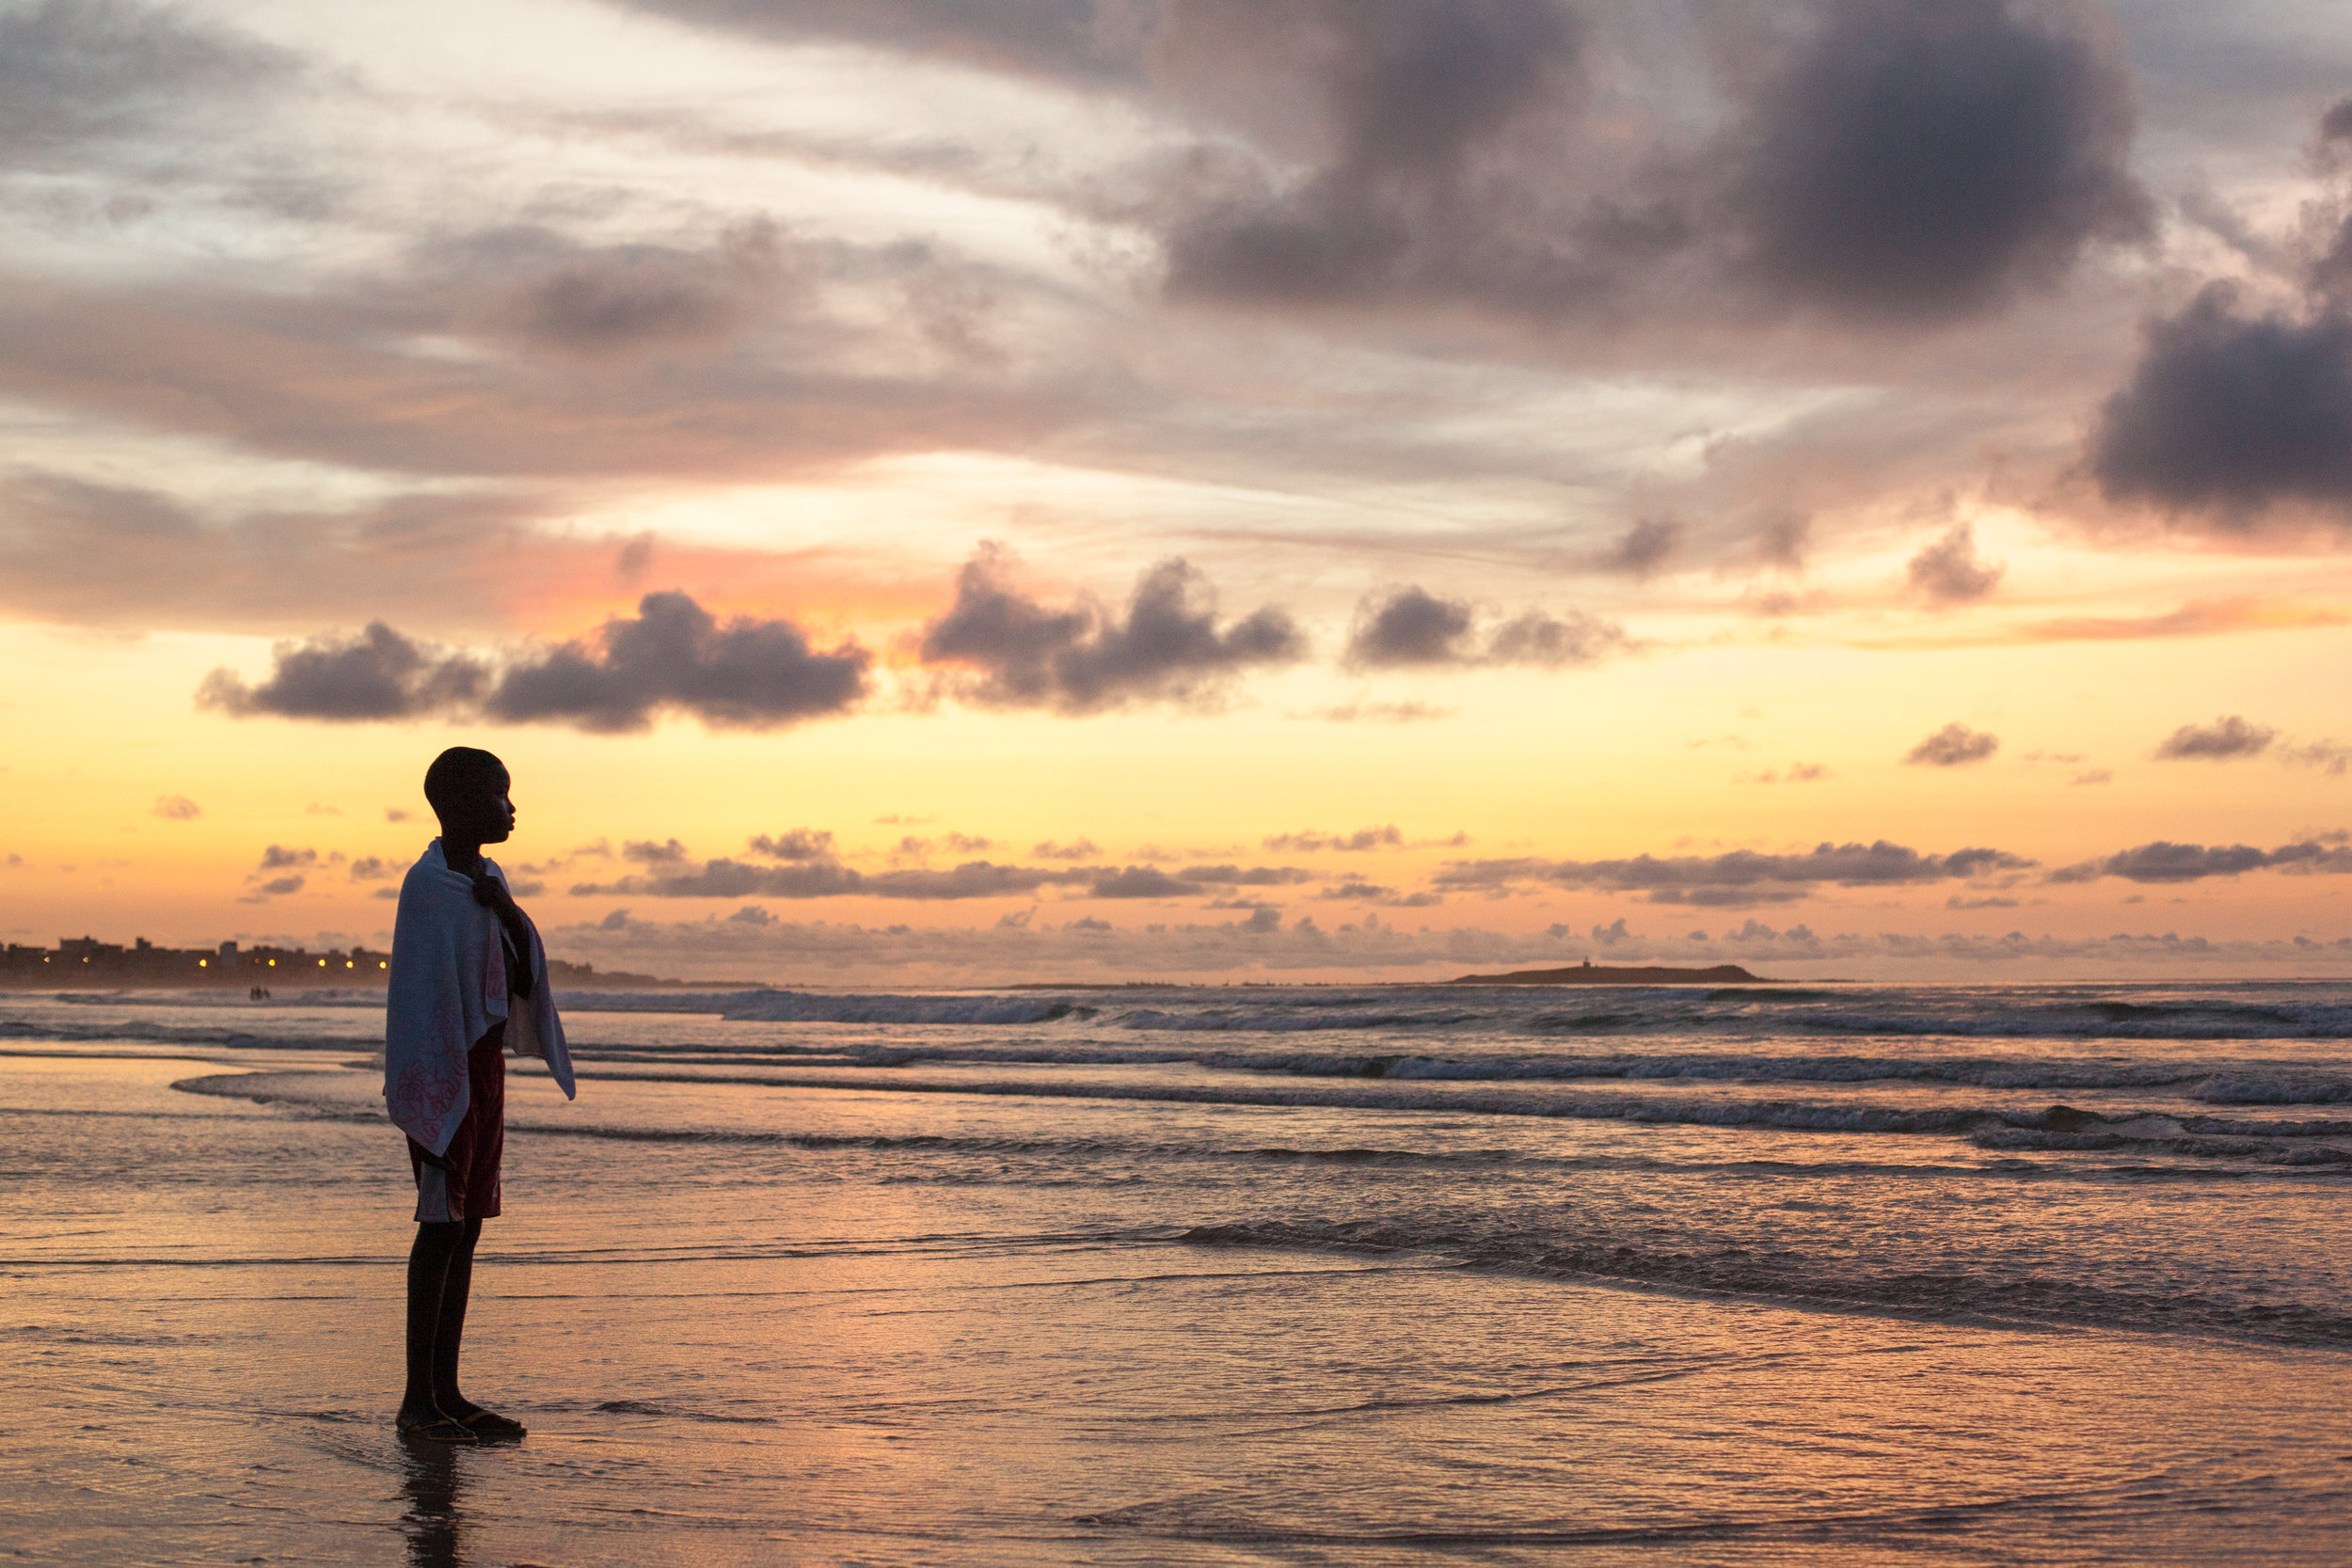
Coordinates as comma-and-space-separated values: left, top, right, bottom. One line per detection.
407, 1025, 505, 1223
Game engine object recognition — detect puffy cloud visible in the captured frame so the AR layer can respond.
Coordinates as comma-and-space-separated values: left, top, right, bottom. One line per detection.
1030, 838, 1101, 861
1343, 586, 1627, 670
200, 594, 870, 734
198, 623, 487, 722
622, 838, 693, 867
1345, 585, 1469, 667
256, 846, 320, 871
918, 545, 1305, 712
485, 592, 871, 732
1905, 523, 2004, 605
1729, 0, 2148, 322
1905, 723, 1999, 767
2090, 285, 2352, 519
2049, 839, 2352, 884
2154, 716, 2276, 760
1434, 841, 2034, 906
749, 829, 836, 861
150, 795, 200, 821
348, 857, 394, 881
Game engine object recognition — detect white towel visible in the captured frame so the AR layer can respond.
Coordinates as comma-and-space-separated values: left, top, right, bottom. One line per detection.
385, 839, 576, 1156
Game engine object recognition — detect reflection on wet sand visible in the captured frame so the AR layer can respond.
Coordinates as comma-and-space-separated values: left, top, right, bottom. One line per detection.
399, 1438, 467, 1568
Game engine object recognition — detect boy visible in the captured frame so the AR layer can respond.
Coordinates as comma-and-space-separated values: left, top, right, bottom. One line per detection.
385, 747, 576, 1442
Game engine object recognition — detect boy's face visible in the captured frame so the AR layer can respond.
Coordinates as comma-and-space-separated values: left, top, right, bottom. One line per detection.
447, 771, 516, 844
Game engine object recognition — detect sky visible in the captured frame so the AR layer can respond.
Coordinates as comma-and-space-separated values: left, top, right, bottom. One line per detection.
6, 0, 2352, 984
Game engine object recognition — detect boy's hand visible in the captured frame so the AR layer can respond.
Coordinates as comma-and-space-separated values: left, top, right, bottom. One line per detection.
470, 872, 522, 923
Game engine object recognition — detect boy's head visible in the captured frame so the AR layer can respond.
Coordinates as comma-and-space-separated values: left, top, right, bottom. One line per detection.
422, 747, 514, 843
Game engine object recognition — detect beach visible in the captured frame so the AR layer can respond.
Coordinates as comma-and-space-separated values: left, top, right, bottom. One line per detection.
8, 983, 2352, 1563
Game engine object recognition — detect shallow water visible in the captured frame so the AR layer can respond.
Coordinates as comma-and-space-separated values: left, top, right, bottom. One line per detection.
6, 981, 2352, 1562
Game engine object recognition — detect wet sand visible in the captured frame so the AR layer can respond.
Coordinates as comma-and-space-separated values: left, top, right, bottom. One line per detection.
8, 1046, 2352, 1564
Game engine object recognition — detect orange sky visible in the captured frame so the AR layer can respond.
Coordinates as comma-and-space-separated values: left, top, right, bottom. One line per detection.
6, 0, 2352, 981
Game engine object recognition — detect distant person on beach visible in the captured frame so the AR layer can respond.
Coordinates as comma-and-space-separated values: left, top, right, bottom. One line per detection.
385, 747, 576, 1443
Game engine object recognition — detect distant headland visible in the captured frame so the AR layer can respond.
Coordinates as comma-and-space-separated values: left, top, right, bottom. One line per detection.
1443, 962, 1775, 986
0, 935, 710, 991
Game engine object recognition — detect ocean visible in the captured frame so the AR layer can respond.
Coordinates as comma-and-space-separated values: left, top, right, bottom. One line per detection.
7, 979, 2352, 1563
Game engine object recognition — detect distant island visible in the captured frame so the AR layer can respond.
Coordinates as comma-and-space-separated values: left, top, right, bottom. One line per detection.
1444, 962, 1774, 986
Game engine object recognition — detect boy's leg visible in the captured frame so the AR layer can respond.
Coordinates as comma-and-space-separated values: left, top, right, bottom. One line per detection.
399, 1221, 468, 1429
431, 1218, 485, 1418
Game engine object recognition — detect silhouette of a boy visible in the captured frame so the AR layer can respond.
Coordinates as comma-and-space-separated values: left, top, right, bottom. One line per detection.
385, 747, 574, 1442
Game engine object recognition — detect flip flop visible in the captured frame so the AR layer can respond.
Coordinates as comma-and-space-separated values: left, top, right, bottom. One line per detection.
397, 1415, 480, 1445
460, 1409, 527, 1440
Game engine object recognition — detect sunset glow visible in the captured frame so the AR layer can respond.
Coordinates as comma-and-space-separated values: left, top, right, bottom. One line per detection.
8, 0, 2352, 982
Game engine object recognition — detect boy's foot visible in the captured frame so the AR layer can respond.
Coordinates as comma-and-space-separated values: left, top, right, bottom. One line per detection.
396, 1413, 480, 1445
459, 1408, 527, 1440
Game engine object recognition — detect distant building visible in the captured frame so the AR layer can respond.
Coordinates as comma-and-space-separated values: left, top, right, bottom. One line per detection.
0, 937, 390, 990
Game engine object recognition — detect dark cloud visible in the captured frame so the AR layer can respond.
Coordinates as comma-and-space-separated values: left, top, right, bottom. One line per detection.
0, 0, 295, 168
1905, 723, 1999, 767
1031, 838, 1101, 861
1087, 866, 1201, 899
875, 863, 1087, 899
257, 847, 319, 872
1730, 0, 2147, 322
349, 857, 393, 881
623, 838, 693, 866
1343, 586, 1627, 670
749, 829, 836, 860
919, 545, 1304, 712
1263, 826, 1402, 852
2090, 284, 2352, 519
197, 623, 487, 722
1161, 0, 1590, 308
1343, 587, 1470, 667
486, 592, 871, 732
1905, 522, 2004, 605
1175, 864, 1317, 887
2049, 839, 2352, 884
1434, 840, 2035, 905
198, 594, 868, 732
2154, 715, 2276, 760
150, 795, 200, 821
